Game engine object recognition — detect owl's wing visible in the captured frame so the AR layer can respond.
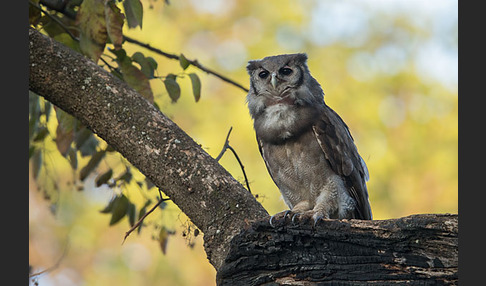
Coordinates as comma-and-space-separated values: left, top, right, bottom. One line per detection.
312, 105, 372, 220
255, 135, 282, 200
255, 135, 272, 181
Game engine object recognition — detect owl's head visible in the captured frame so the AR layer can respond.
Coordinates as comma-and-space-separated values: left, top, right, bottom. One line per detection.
247, 53, 308, 93
246, 53, 324, 118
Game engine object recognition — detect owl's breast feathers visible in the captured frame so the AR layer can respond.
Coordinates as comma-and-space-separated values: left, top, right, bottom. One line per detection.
264, 95, 296, 106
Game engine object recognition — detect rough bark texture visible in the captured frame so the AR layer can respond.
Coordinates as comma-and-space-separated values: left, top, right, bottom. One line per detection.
29, 28, 458, 285
217, 213, 458, 285
28, 27, 268, 270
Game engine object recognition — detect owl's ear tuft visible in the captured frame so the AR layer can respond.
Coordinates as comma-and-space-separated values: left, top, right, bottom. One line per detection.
294, 53, 308, 64
246, 60, 260, 74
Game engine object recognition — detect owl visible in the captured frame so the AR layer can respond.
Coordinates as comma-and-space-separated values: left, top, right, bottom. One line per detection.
246, 53, 372, 225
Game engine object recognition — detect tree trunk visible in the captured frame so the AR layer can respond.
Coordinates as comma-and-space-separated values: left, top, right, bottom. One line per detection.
28, 27, 268, 271
29, 28, 458, 285
217, 213, 458, 285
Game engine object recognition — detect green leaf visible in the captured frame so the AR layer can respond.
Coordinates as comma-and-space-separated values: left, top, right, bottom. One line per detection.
100, 196, 116, 213
68, 148, 78, 170
54, 107, 76, 134
137, 200, 151, 234
132, 52, 158, 79
76, 0, 108, 62
179, 54, 190, 70
116, 168, 133, 184
29, 91, 40, 141
29, 146, 36, 160
164, 74, 181, 103
75, 127, 99, 157
79, 149, 107, 181
109, 194, 129, 225
113, 49, 154, 103
158, 226, 169, 254
32, 149, 42, 179
158, 200, 168, 210
105, 0, 125, 50
123, 64, 153, 103
95, 169, 113, 187
123, 0, 143, 29
127, 202, 136, 227
188, 73, 201, 102
43, 101, 52, 123
33, 127, 49, 142
54, 107, 76, 157
146, 57, 158, 72
145, 177, 155, 189
56, 124, 74, 157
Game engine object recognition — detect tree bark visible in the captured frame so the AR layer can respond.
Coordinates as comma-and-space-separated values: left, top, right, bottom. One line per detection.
28, 27, 268, 271
217, 213, 458, 285
29, 28, 458, 285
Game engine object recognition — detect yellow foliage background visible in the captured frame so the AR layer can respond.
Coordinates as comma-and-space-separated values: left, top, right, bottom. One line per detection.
30, 1, 457, 285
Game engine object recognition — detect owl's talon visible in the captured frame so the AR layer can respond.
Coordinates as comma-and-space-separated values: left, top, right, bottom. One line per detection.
282, 210, 291, 218
291, 213, 301, 224
269, 210, 292, 227
269, 215, 277, 228
313, 215, 323, 227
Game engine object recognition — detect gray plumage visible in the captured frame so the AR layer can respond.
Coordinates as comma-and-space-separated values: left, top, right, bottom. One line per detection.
246, 53, 372, 221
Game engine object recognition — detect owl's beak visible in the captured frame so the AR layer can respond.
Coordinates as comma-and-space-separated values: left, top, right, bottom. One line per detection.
271, 72, 277, 89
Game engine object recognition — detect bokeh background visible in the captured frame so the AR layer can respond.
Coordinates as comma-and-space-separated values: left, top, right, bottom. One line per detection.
29, 0, 458, 285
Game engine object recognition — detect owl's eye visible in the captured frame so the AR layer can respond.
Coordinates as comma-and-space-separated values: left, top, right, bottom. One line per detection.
258, 70, 269, 79
279, 67, 293, 76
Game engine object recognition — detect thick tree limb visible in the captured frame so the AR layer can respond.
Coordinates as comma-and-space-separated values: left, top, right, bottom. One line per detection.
29, 27, 458, 284
218, 213, 458, 285
28, 27, 268, 270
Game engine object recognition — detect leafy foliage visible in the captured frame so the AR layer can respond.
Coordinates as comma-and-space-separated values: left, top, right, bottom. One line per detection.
28, 0, 208, 252
29, 1, 456, 284
123, 0, 144, 29
29, 0, 202, 107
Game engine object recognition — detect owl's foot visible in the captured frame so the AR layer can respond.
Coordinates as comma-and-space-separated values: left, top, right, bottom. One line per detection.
289, 210, 329, 226
288, 210, 313, 225
311, 210, 331, 227
291, 212, 306, 224
291, 213, 299, 224
312, 213, 324, 227
269, 210, 291, 227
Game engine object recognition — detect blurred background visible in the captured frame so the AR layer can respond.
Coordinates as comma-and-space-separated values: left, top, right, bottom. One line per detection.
29, 0, 457, 285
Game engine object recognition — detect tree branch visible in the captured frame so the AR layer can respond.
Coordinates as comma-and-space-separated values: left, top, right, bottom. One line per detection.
122, 195, 171, 244
35, 0, 249, 93
123, 36, 250, 93
218, 214, 458, 285
29, 27, 268, 270
216, 127, 252, 194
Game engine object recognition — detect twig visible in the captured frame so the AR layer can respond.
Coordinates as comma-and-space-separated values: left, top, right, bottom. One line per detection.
122, 195, 170, 244
216, 127, 252, 193
216, 126, 233, 161
123, 36, 250, 93
227, 145, 252, 194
